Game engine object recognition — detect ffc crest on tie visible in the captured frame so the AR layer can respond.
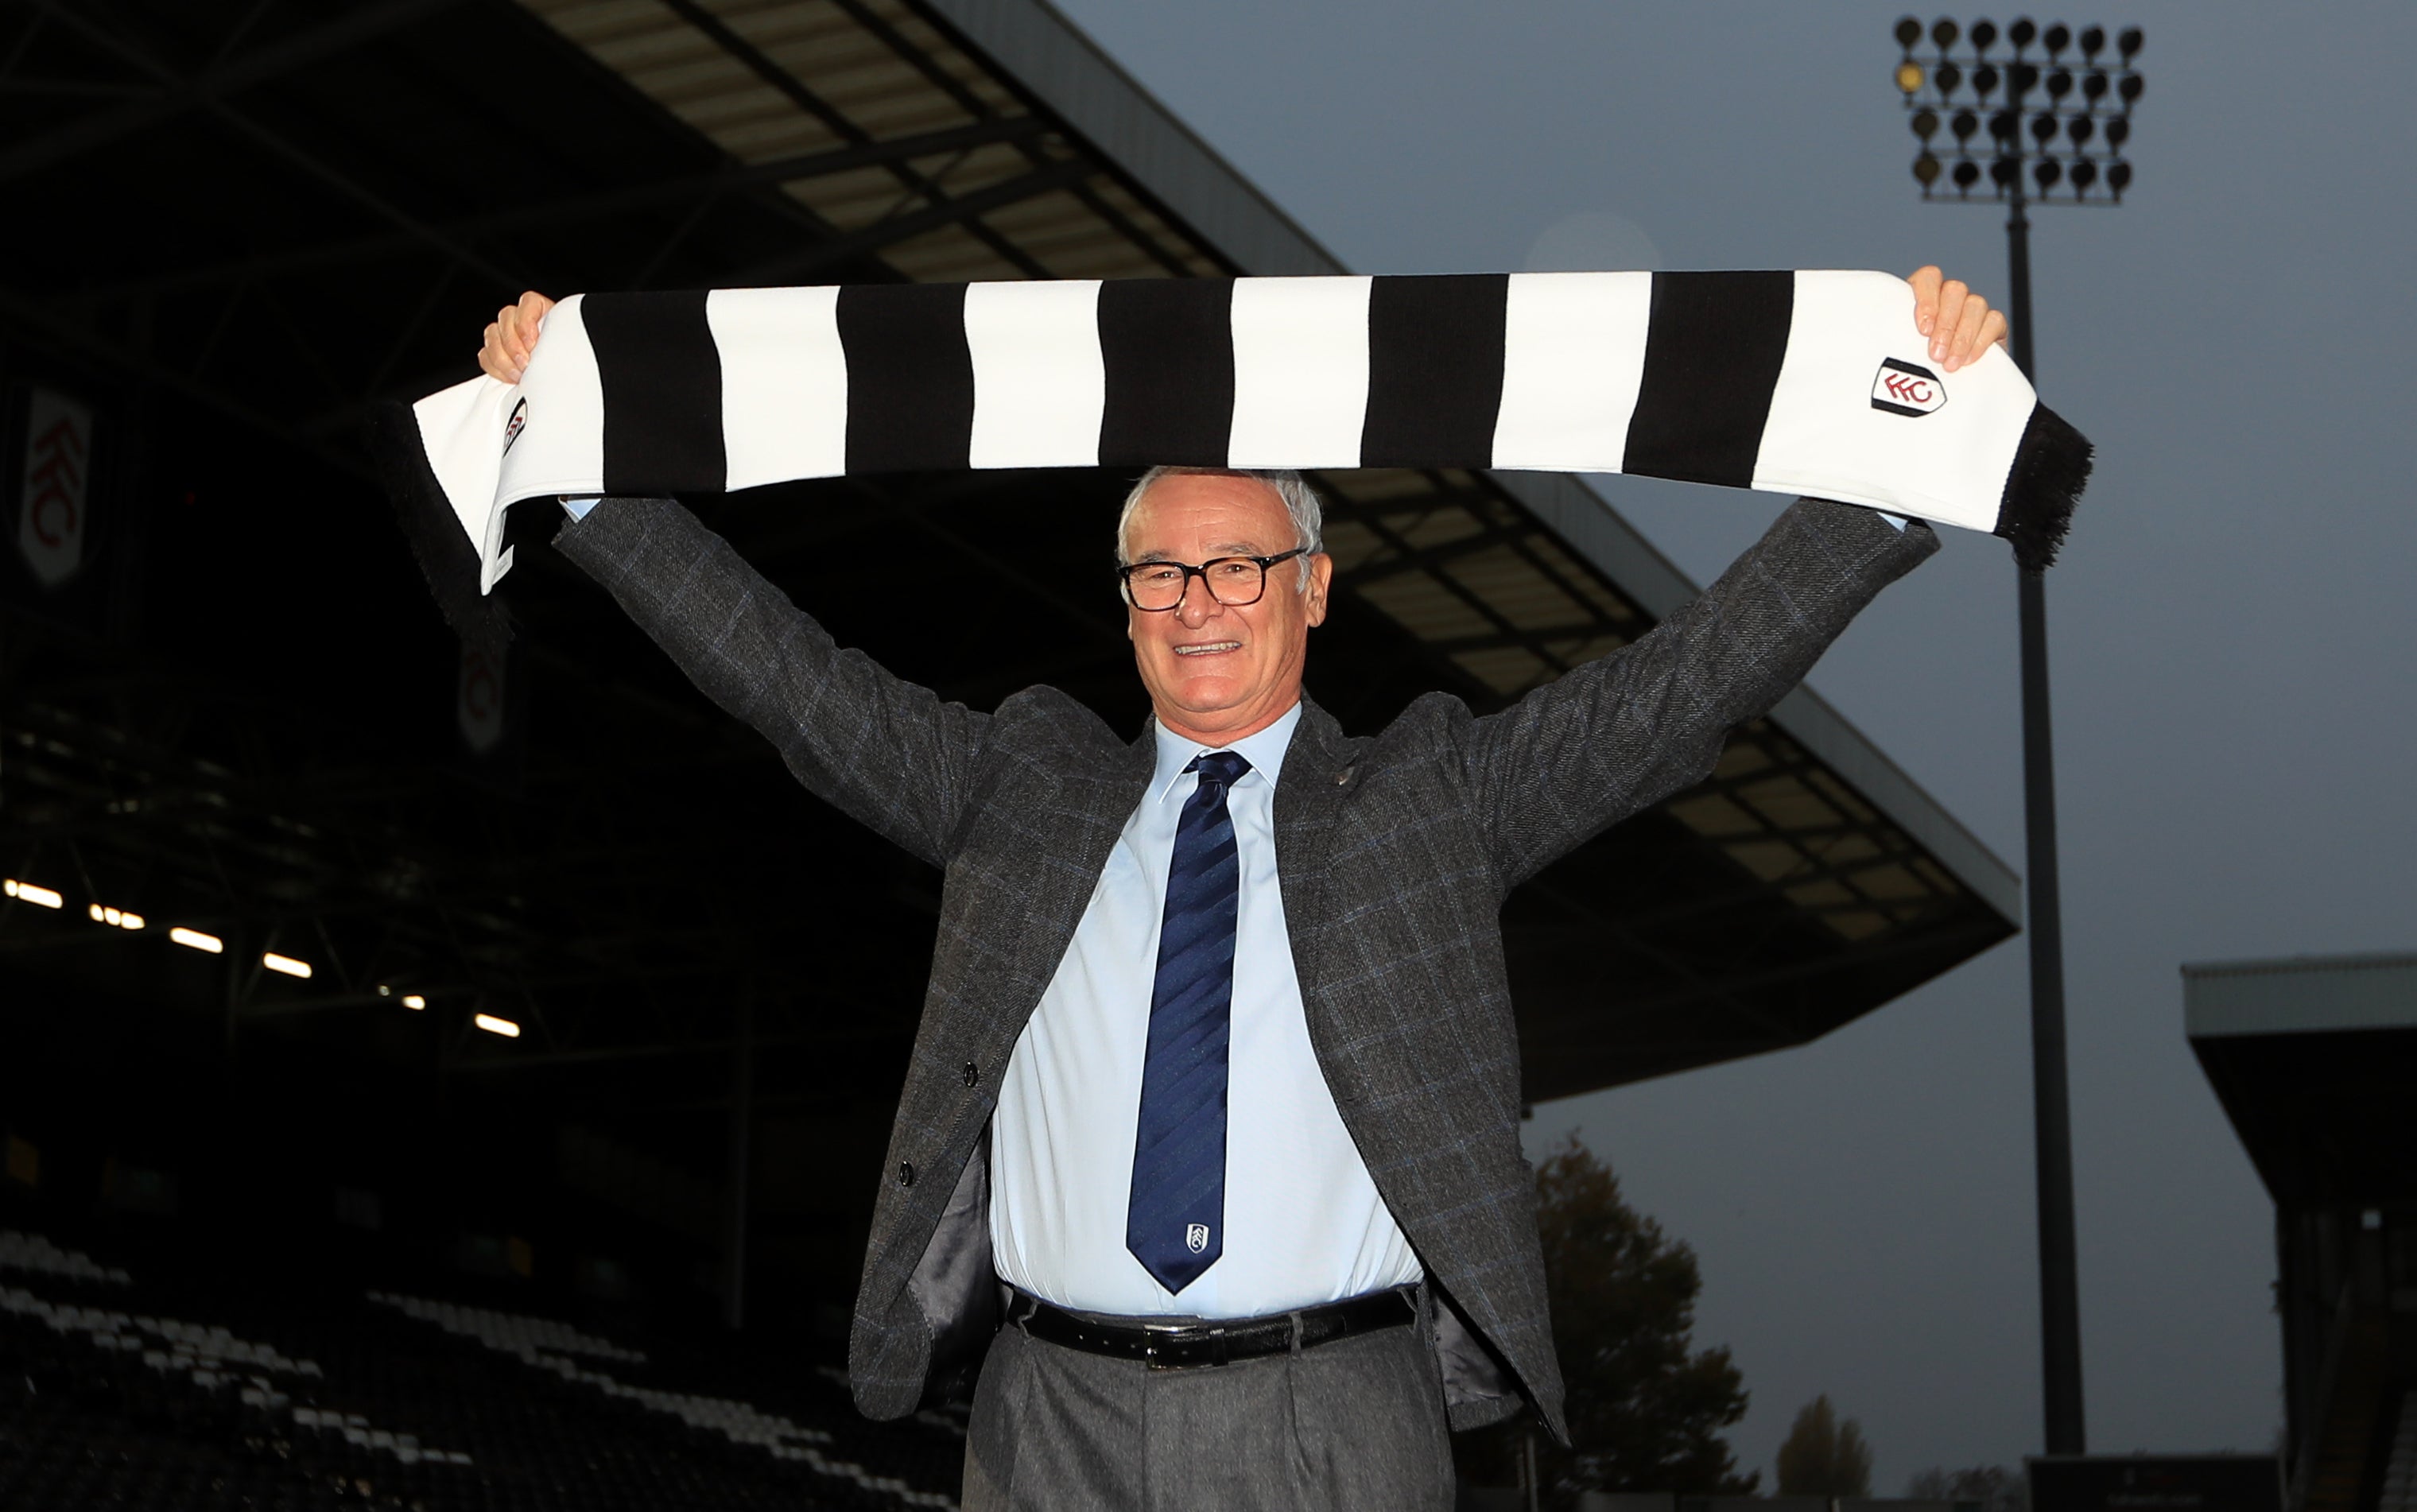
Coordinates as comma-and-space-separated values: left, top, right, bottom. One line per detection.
374, 269, 2093, 650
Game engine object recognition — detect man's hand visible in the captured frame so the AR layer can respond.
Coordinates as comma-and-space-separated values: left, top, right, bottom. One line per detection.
1906, 266, 2009, 373
480, 290, 555, 384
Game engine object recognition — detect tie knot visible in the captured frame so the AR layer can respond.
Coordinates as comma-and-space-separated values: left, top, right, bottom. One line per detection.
1188, 750, 1251, 789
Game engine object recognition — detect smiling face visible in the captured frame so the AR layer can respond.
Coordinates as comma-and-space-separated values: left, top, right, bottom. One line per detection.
1123, 471, 1332, 746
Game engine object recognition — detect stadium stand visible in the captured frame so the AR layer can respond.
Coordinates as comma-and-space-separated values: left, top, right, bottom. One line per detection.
0, 1223, 964, 1510
2382, 1394, 2415, 1512
2186, 952, 2417, 1512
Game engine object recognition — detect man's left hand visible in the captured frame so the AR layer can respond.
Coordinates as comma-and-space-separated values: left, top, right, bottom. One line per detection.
1906, 266, 2010, 373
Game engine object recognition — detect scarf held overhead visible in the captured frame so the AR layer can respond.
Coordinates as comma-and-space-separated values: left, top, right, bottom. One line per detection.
377, 269, 2090, 646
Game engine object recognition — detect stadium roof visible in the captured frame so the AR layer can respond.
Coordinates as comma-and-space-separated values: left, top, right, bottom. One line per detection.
2185, 952, 2417, 1208
1, 0, 2016, 1119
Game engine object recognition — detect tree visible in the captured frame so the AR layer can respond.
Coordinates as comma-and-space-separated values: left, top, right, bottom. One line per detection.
1775, 1394, 1873, 1495
1906, 1464, 2027, 1512
1463, 1133, 1758, 1506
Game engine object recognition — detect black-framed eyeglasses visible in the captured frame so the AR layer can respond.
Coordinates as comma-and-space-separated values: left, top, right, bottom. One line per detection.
1116, 548, 1308, 611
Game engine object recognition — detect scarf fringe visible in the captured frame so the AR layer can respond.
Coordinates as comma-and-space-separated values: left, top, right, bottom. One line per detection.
1997, 402, 2093, 574
369, 401, 514, 656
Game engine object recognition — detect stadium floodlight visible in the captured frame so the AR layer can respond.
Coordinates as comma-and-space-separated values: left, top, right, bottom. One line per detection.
4, 878, 64, 909
88, 905, 145, 930
1899, 13, 2141, 208
262, 952, 313, 979
1888, 14, 2144, 1464
473, 1013, 521, 1038
169, 926, 224, 953
402, 994, 427, 1010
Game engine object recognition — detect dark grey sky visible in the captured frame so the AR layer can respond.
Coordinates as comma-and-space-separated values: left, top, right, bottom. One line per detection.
1052, 0, 2417, 1488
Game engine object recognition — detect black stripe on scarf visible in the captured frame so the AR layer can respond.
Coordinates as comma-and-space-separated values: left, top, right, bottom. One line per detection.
1362, 273, 1511, 469
585, 291, 726, 495
1625, 271, 1794, 489
838, 284, 975, 474
1096, 278, 1236, 469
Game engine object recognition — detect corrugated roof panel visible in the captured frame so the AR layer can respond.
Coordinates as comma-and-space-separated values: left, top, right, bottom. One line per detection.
879, 223, 1028, 281
1355, 572, 1499, 645
1452, 646, 1552, 696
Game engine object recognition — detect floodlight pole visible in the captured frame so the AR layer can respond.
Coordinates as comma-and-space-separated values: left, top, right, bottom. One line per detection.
1891, 15, 2143, 1460
2000, 180, 2088, 1460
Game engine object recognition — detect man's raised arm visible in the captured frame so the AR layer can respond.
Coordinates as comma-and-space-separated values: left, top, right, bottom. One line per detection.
1462, 497, 1937, 894
555, 497, 990, 870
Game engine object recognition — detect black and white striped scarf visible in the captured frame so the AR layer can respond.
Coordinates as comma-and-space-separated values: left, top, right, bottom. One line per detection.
377, 270, 2090, 648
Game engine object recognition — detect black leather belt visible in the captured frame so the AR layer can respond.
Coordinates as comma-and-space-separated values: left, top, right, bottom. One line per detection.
1009, 1286, 1417, 1370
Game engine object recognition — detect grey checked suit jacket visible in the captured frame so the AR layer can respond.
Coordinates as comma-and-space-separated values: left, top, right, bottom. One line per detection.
556, 494, 1936, 1442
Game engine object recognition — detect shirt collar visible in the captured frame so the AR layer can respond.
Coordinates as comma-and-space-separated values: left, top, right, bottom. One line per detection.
1149, 700, 1302, 804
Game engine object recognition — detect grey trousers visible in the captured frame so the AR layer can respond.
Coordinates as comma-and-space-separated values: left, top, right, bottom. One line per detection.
961, 1307, 1455, 1510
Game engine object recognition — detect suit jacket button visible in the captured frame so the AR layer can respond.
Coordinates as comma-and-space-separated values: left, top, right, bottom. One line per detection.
897, 1161, 915, 1189
962, 1061, 980, 1087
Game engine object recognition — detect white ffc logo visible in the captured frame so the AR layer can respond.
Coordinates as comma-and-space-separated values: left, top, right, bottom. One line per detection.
1185, 1223, 1210, 1254
1870, 359, 1947, 417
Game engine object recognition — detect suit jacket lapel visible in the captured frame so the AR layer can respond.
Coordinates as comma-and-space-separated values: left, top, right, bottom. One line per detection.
989, 719, 1158, 1052
1272, 696, 1359, 1092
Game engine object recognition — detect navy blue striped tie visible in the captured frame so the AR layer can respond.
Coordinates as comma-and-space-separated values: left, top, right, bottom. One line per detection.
1125, 749, 1250, 1294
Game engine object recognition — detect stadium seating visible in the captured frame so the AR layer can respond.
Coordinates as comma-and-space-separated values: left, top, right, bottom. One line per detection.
2384, 1392, 2415, 1512
0, 1226, 964, 1510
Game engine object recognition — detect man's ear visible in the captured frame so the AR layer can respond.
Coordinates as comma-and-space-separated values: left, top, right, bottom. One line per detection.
1304, 552, 1333, 628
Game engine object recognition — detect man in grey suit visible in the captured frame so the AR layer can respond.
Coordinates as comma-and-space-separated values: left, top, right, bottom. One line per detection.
482, 272, 2004, 1510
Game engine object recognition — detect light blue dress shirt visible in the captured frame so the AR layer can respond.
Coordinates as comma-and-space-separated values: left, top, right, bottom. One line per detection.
988, 702, 1423, 1319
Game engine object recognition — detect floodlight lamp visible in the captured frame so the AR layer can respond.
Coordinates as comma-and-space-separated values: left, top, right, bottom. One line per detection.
1989, 157, 2018, 186
1936, 62, 1963, 94
2012, 61, 2040, 92
2010, 17, 2037, 47
1953, 159, 1982, 190
1953, 109, 1979, 140
2070, 159, 2098, 191
2118, 73, 2143, 102
2043, 22, 2070, 54
2104, 116, 2129, 147
89, 904, 105, 922
169, 926, 223, 954
1913, 109, 1940, 140
1932, 17, 1960, 49
2107, 161, 2132, 192
2081, 71, 2107, 102
2117, 26, 2143, 58
2066, 114, 2095, 144
1989, 109, 2017, 139
2047, 68, 2072, 99
1897, 60, 1926, 95
1974, 64, 2000, 95
1896, 16, 1923, 47
2035, 158, 2062, 188
402, 994, 426, 1010
474, 1013, 521, 1038
2031, 111, 2058, 142
263, 952, 312, 979
2079, 25, 2105, 56
1971, 19, 1999, 49
1915, 153, 1942, 187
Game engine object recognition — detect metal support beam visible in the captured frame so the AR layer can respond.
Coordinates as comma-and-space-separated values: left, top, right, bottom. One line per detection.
5, 0, 469, 184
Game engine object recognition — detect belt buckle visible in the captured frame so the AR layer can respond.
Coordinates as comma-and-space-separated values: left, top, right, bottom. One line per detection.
1141, 1321, 1228, 1371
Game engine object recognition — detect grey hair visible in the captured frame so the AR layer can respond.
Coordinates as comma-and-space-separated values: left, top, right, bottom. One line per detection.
1113, 467, 1325, 592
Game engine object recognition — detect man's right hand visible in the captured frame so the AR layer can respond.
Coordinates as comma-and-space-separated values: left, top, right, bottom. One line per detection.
480, 290, 555, 384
